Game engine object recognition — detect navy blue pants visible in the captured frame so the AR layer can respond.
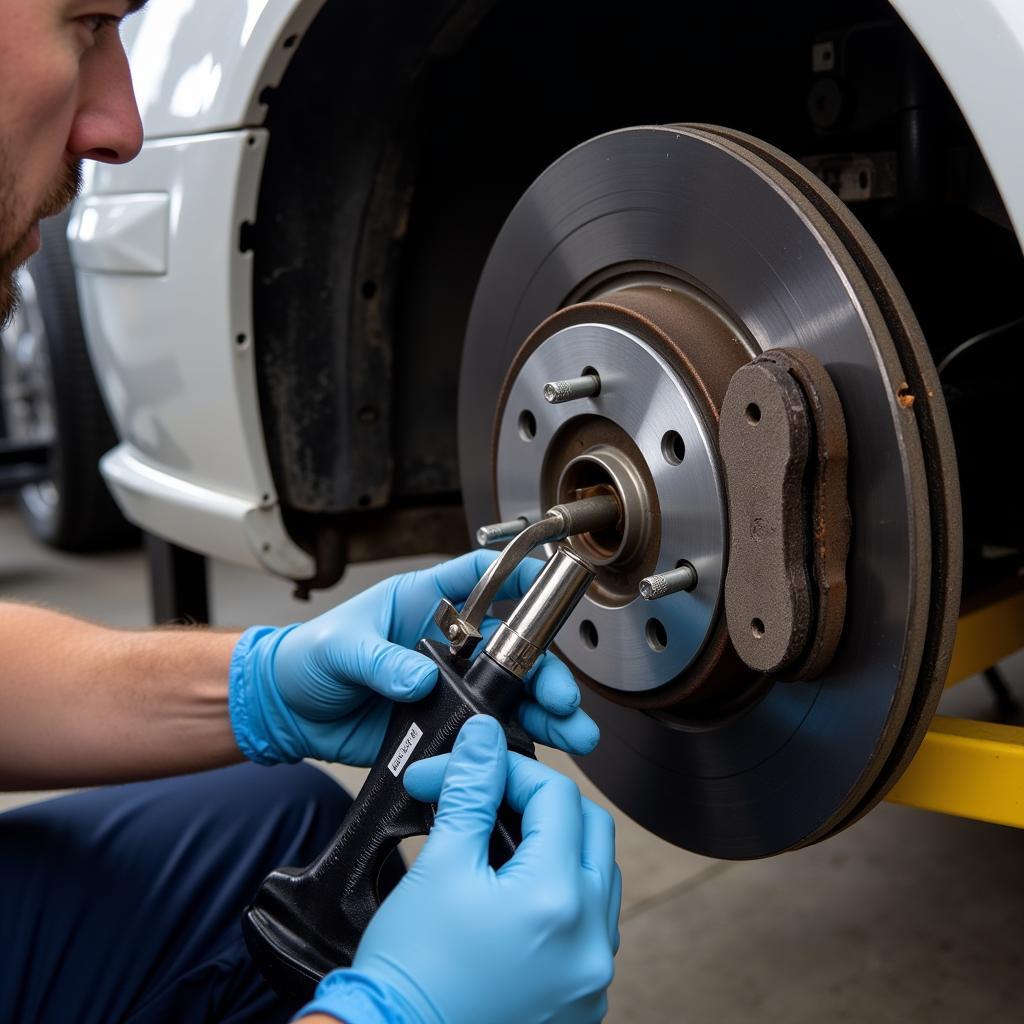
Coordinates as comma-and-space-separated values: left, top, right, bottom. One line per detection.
0, 763, 354, 1023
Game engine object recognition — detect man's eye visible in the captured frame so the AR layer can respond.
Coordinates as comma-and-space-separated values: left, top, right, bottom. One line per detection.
80, 14, 119, 34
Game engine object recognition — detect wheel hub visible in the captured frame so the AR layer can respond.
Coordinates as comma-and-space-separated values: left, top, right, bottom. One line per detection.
495, 288, 747, 697
498, 316, 724, 693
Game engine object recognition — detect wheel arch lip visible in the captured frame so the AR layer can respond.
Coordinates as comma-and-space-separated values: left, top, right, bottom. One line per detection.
72, 128, 314, 580
117, 0, 1024, 259
890, 0, 1024, 252
100, 443, 314, 577
124, 0, 325, 140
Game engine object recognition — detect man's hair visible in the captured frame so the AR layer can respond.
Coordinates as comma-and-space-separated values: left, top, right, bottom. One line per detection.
0, 140, 19, 330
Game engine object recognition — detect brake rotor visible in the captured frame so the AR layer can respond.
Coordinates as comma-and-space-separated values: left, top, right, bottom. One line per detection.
458, 124, 961, 858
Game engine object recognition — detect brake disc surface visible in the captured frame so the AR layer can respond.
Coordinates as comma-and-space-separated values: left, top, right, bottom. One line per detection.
458, 125, 960, 858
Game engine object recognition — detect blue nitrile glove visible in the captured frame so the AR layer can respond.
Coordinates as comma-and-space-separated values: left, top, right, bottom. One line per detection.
297, 715, 622, 1024
228, 551, 600, 766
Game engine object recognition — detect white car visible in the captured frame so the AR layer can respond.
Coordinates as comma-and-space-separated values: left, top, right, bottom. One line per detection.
73, 0, 1023, 858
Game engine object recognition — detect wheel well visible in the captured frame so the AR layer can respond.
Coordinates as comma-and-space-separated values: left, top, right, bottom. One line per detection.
254, 0, 1022, 587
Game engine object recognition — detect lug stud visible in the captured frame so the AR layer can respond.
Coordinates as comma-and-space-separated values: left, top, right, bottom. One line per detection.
639, 562, 698, 600
476, 517, 529, 547
543, 373, 601, 404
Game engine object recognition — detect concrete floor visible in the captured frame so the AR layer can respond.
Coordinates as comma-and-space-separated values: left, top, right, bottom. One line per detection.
2, 502, 1022, 1021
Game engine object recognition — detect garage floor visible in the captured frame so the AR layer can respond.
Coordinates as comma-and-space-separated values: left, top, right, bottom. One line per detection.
2, 503, 1022, 1021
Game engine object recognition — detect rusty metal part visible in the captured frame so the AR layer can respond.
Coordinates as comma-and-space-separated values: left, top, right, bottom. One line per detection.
435, 494, 618, 658
459, 123, 961, 857
720, 359, 814, 674
719, 347, 851, 679
546, 494, 622, 538
288, 503, 468, 598
762, 347, 851, 681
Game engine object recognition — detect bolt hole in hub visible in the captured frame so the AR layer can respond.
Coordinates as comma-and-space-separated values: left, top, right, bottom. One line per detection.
579, 619, 599, 649
660, 429, 685, 465
517, 409, 537, 441
645, 618, 668, 652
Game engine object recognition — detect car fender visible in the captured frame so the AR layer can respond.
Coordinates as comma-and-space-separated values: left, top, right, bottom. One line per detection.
892, 0, 1024, 246
125, 0, 326, 139
72, 127, 315, 580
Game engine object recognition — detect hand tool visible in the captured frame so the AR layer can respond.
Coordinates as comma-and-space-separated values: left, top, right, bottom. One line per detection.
243, 504, 609, 998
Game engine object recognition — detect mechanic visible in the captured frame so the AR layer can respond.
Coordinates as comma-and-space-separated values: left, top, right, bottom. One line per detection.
0, 4, 621, 1023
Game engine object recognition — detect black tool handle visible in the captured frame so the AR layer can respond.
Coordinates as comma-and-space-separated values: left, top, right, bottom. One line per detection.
243, 639, 534, 999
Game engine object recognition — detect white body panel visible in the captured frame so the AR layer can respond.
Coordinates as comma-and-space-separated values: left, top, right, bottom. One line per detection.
70, 193, 170, 275
73, 130, 314, 578
75, 0, 1024, 577
892, 0, 1024, 244
125, 0, 322, 139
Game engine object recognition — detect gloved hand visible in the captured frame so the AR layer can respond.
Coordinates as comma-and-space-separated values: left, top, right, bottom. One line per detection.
297, 715, 622, 1024
228, 550, 599, 766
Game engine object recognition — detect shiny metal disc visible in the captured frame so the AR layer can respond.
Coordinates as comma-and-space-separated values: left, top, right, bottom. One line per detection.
458, 125, 960, 858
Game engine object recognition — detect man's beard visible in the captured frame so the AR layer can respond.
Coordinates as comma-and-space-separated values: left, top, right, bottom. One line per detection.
0, 147, 83, 330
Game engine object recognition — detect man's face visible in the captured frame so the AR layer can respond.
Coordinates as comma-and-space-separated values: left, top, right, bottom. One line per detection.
0, 1, 144, 326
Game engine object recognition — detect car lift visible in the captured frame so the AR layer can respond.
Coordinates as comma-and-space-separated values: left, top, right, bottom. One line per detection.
887, 588, 1024, 829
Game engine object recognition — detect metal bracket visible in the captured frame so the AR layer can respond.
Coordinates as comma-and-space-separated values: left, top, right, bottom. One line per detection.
885, 589, 1024, 828
887, 716, 1024, 828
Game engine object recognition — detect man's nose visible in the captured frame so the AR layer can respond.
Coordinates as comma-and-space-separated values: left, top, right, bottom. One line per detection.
66, 38, 144, 165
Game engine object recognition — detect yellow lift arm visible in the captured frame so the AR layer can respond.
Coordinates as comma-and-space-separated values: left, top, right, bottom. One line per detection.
886, 590, 1024, 828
